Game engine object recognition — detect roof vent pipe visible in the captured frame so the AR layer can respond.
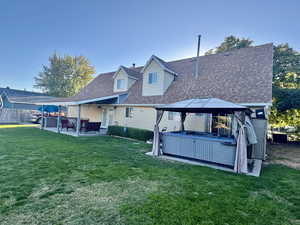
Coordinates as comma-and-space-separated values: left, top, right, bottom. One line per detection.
195, 35, 201, 78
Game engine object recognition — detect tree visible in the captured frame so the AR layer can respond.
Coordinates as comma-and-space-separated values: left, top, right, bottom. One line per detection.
273, 44, 300, 88
34, 54, 95, 97
205, 35, 253, 55
205, 35, 300, 130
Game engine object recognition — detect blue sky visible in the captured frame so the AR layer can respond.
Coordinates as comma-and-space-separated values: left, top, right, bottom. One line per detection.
0, 0, 299, 91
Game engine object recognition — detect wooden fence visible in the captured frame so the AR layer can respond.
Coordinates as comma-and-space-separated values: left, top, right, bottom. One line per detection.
0, 108, 32, 124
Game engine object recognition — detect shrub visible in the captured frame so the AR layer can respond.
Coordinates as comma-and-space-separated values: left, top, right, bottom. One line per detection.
107, 126, 153, 142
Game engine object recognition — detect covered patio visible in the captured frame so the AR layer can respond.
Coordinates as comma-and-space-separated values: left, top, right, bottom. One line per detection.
149, 98, 262, 176
36, 95, 121, 136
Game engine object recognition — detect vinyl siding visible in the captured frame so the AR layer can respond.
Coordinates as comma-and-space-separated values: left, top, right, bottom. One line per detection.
113, 106, 205, 132
113, 69, 128, 92
68, 105, 102, 122
142, 60, 164, 96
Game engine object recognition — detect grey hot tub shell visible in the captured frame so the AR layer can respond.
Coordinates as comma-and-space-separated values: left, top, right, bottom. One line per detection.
162, 132, 236, 167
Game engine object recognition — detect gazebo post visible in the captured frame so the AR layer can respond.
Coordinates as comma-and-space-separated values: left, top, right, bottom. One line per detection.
76, 104, 81, 136
180, 112, 186, 132
57, 105, 61, 133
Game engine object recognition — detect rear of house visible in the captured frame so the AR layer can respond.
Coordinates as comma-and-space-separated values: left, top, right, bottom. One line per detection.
60, 44, 272, 134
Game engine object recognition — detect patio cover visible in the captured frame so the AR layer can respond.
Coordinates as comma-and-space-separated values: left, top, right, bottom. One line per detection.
156, 98, 248, 113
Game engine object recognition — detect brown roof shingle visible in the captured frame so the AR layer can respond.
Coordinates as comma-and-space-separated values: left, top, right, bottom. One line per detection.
125, 43, 273, 105
43, 43, 273, 105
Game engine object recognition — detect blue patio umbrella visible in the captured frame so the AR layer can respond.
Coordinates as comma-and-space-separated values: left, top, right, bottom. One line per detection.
38, 105, 59, 113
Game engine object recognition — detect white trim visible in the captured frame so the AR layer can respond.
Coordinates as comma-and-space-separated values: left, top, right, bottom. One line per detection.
112, 102, 272, 108
113, 66, 139, 80
128, 75, 139, 80
239, 102, 272, 107
112, 66, 125, 79
111, 103, 160, 107
141, 55, 178, 76
35, 100, 272, 108
35, 95, 120, 106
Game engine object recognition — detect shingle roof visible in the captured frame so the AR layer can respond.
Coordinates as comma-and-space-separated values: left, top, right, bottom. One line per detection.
0, 87, 48, 98
0, 87, 56, 104
121, 66, 142, 79
8, 96, 56, 104
40, 43, 273, 105
141, 55, 178, 75
127, 44, 273, 105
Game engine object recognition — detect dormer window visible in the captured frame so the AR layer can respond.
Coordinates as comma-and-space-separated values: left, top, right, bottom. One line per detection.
141, 55, 177, 96
148, 72, 158, 84
117, 79, 125, 89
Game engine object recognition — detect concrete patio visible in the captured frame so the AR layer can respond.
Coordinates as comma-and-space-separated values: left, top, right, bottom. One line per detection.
146, 152, 262, 177
42, 127, 107, 137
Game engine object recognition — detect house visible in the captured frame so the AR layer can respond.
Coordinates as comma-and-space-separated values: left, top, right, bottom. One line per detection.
40, 43, 273, 134
0, 87, 54, 110
0, 87, 54, 123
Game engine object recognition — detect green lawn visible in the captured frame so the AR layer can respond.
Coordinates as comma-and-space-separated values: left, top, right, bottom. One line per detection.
0, 128, 299, 225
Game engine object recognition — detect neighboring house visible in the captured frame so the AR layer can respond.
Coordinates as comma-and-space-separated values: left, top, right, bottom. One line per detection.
0, 87, 54, 123
0, 87, 52, 110
40, 44, 273, 132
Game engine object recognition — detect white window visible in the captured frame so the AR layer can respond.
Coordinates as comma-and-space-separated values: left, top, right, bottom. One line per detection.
148, 72, 158, 84
125, 107, 133, 118
117, 79, 125, 89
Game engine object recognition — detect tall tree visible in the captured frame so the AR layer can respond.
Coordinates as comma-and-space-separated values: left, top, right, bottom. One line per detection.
205, 35, 253, 55
205, 35, 300, 130
34, 54, 95, 97
273, 44, 300, 88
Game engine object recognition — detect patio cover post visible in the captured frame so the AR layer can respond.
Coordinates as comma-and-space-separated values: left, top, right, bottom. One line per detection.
44, 109, 48, 128
41, 105, 44, 130
57, 105, 61, 133
76, 104, 81, 136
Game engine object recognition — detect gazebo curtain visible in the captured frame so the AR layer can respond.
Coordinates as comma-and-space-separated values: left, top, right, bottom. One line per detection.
245, 116, 258, 145
233, 112, 248, 174
151, 110, 164, 156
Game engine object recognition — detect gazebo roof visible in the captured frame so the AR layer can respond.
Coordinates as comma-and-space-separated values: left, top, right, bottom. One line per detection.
155, 98, 248, 113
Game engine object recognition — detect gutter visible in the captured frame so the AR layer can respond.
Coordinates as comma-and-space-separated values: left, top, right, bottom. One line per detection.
34, 95, 120, 106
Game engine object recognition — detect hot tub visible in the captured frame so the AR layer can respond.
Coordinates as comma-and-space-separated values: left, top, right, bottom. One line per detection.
161, 131, 236, 167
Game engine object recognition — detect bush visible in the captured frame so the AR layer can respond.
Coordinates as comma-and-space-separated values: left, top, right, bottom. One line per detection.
107, 125, 153, 142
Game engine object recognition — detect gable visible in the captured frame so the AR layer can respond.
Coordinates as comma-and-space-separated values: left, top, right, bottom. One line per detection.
141, 55, 178, 76
142, 59, 165, 96
61, 44, 273, 106
113, 67, 138, 93
126, 44, 273, 105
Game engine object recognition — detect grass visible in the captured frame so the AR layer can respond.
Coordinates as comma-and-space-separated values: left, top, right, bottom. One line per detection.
0, 128, 299, 225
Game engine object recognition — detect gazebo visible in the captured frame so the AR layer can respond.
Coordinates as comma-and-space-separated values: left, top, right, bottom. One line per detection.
151, 98, 258, 175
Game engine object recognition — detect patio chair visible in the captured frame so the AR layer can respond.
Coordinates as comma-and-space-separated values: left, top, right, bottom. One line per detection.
61, 119, 75, 131
80, 119, 90, 132
85, 122, 101, 132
